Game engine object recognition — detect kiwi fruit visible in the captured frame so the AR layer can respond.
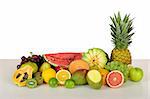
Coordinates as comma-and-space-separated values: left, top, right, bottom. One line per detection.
34, 72, 42, 78
34, 72, 44, 85
26, 78, 38, 88
35, 76, 43, 85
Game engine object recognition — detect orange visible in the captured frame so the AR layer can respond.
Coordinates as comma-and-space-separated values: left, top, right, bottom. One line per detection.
99, 68, 109, 85
56, 70, 71, 85
42, 68, 56, 83
69, 60, 89, 74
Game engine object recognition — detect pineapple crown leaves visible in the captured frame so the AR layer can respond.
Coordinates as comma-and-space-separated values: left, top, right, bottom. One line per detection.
110, 12, 135, 49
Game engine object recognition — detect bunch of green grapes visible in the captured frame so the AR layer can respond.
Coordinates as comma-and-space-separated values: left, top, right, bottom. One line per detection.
105, 61, 129, 82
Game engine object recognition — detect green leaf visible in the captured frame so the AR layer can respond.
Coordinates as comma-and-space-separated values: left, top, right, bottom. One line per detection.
123, 14, 128, 22
127, 33, 134, 39
110, 17, 116, 27
110, 12, 134, 48
117, 12, 121, 25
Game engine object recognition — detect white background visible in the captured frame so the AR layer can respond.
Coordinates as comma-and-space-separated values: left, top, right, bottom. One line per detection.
0, 0, 149, 59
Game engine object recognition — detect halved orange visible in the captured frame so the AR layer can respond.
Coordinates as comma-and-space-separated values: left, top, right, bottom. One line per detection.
56, 70, 71, 85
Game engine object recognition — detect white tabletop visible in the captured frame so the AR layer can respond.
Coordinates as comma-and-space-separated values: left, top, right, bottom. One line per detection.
0, 59, 149, 99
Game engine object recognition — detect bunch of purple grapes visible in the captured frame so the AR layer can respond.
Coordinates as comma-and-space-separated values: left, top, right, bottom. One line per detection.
17, 55, 45, 69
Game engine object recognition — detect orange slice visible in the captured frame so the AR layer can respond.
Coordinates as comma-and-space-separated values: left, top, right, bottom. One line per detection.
56, 70, 71, 85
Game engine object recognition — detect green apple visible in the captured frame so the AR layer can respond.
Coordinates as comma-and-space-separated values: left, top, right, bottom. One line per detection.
129, 67, 143, 82
39, 62, 51, 72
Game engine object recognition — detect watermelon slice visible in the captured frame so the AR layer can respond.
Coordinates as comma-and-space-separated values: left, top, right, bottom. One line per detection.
43, 53, 82, 67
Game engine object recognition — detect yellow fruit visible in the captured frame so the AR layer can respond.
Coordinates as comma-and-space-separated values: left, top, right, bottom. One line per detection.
56, 70, 71, 85
111, 49, 131, 64
110, 13, 133, 65
99, 68, 109, 85
42, 68, 56, 83
12, 66, 33, 87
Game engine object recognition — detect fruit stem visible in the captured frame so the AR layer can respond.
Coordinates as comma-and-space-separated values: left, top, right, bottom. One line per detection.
30, 52, 33, 56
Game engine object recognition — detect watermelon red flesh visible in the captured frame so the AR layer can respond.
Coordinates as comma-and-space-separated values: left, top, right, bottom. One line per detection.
44, 53, 82, 67
108, 72, 123, 86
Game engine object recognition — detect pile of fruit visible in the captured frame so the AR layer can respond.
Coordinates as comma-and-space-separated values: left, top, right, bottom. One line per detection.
12, 12, 144, 89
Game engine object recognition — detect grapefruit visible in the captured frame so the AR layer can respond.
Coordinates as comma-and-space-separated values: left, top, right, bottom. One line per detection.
69, 60, 89, 74
106, 70, 124, 88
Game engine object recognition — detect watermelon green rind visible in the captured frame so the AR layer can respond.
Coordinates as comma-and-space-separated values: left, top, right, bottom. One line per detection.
43, 55, 58, 67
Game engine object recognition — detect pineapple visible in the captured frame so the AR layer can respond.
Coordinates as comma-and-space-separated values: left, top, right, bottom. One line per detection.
110, 12, 134, 64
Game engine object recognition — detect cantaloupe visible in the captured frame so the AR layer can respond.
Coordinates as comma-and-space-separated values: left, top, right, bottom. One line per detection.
69, 60, 89, 74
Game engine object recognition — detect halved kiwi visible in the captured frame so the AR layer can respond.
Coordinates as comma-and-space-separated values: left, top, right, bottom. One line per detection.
26, 78, 38, 88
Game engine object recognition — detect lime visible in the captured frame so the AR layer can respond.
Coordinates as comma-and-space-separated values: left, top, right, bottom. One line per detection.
48, 78, 58, 88
65, 79, 75, 89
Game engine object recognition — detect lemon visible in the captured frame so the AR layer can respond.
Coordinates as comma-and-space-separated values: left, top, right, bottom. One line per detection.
56, 70, 71, 85
42, 68, 56, 83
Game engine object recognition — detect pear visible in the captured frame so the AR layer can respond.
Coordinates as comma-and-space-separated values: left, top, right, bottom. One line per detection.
39, 62, 51, 72
71, 69, 87, 85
